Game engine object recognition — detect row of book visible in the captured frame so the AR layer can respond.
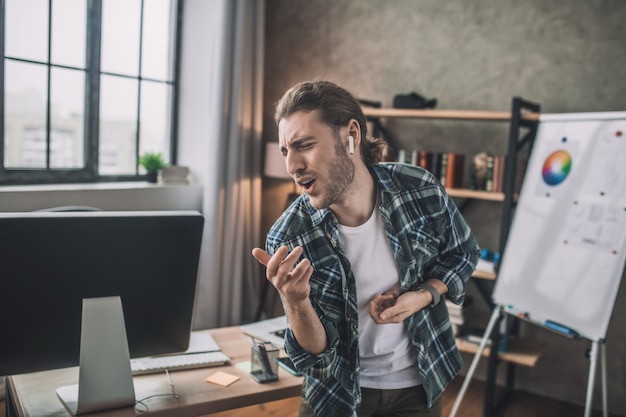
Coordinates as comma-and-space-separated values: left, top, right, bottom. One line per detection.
479, 153, 507, 193
473, 152, 529, 194
395, 149, 522, 193
396, 149, 465, 188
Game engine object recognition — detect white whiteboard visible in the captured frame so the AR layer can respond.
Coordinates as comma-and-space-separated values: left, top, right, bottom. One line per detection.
492, 112, 626, 341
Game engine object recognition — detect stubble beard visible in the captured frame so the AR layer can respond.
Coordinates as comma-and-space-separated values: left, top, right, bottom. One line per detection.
309, 143, 355, 210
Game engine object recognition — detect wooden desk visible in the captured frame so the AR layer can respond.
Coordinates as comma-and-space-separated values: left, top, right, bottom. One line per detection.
7, 326, 303, 417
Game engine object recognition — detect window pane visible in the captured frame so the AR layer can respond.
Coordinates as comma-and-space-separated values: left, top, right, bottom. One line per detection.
142, 0, 176, 81
99, 75, 138, 175
5, 0, 49, 62
51, 0, 87, 68
101, 0, 141, 76
139, 81, 171, 162
2, 0, 178, 184
50, 68, 85, 168
4, 61, 48, 168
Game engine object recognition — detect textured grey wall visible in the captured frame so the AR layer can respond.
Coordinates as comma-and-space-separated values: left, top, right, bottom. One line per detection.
262, 0, 626, 414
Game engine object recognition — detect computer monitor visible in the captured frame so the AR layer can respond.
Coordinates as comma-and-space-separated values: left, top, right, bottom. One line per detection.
0, 210, 204, 413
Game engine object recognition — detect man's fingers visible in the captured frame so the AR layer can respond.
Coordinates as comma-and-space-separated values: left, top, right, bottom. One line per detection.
290, 257, 313, 282
252, 247, 312, 305
369, 300, 380, 318
369, 291, 410, 323
253, 246, 291, 271
252, 246, 309, 282
251, 247, 271, 266
370, 293, 396, 311
277, 246, 303, 269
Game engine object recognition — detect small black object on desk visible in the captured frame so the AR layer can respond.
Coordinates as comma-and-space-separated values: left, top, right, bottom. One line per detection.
250, 338, 279, 383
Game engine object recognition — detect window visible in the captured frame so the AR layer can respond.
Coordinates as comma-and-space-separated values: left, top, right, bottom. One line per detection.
1, 0, 180, 185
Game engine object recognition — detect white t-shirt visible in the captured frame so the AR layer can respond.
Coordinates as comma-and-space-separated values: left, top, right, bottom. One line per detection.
337, 204, 422, 389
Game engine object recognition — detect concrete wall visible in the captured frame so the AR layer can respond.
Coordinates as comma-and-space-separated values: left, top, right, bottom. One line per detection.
261, 0, 626, 413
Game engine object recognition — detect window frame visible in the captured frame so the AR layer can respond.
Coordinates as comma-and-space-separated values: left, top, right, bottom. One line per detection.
0, 0, 182, 185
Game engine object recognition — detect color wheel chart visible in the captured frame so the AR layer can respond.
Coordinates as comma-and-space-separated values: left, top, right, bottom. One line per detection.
493, 111, 626, 342
534, 135, 580, 199
542, 149, 572, 186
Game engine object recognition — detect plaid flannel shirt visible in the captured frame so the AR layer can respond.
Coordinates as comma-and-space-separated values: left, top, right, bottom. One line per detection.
265, 163, 480, 417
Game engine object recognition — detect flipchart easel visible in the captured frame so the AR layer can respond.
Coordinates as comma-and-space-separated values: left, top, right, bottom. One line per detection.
451, 111, 626, 417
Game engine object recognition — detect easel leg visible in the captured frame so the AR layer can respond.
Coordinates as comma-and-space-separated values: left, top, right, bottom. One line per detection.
449, 306, 502, 417
600, 342, 608, 417
584, 340, 599, 417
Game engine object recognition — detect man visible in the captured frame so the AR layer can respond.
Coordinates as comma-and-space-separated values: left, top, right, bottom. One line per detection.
252, 80, 480, 417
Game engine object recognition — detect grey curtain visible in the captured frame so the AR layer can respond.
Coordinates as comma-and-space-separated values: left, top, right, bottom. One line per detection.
180, 0, 265, 329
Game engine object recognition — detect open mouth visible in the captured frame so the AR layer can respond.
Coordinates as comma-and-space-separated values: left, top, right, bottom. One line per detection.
300, 178, 315, 191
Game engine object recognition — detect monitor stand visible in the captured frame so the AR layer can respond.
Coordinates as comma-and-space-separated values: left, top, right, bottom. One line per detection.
56, 296, 136, 415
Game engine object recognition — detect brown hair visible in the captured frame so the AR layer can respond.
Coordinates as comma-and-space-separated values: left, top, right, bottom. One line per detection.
274, 80, 387, 165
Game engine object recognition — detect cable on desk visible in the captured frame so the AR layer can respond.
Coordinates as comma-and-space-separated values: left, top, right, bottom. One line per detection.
134, 369, 181, 414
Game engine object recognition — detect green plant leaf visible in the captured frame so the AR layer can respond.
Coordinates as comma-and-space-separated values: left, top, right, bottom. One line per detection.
138, 152, 168, 173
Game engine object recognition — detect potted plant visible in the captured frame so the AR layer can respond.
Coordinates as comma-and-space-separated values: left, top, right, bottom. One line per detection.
138, 152, 167, 183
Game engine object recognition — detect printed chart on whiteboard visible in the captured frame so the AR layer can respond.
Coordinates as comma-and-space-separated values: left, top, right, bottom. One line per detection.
493, 112, 626, 342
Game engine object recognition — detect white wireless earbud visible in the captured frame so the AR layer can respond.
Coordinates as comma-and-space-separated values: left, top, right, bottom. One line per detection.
348, 135, 355, 154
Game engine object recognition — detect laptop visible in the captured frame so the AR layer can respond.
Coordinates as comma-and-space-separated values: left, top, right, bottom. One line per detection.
240, 315, 288, 349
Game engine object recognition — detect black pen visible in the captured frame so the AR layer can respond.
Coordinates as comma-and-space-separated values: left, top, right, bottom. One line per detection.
256, 342, 276, 377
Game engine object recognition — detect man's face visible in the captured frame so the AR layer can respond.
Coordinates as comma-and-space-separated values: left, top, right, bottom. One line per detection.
278, 110, 355, 210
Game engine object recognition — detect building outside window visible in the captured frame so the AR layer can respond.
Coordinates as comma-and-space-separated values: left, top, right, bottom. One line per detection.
1, 0, 180, 184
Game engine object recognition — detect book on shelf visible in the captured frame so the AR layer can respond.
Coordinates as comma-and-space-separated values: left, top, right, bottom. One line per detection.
439, 153, 449, 187
395, 150, 465, 189
429, 151, 442, 179
397, 149, 407, 164
470, 152, 530, 194
461, 323, 508, 352
462, 328, 493, 347
444, 153, 465, 188
492, 155, 505, 193
471, 152, 507, 193
446, 296, 475, 336
418, 150, 429, 171
397, 149, 418, 165
437, 152, 465, 188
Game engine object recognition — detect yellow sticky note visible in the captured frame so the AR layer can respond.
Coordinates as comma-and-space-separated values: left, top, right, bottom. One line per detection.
205, 371, 240, 387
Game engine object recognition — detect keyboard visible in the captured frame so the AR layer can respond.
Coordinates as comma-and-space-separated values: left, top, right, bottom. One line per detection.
131, 351, 230, 375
